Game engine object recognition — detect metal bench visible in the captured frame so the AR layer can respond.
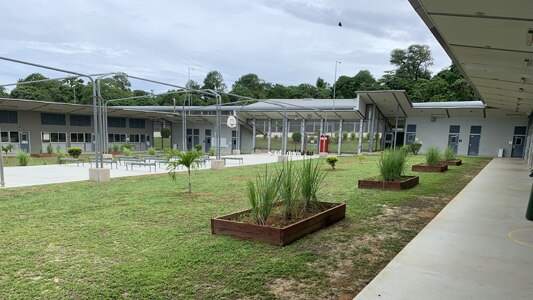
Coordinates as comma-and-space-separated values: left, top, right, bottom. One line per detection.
89, 158, 118, 169
59, 157, 84, 166
223, 157, 244, 165
125, 161, 157, 172
116, 157, 142, 165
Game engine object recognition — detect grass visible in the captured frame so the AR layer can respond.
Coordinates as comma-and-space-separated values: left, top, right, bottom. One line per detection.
0, 155, 490, 299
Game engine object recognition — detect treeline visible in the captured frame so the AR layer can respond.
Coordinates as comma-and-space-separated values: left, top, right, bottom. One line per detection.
0, 44, 476, 106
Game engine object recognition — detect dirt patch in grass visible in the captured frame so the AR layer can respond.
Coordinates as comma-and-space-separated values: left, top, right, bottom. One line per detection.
323, 168, 348, 172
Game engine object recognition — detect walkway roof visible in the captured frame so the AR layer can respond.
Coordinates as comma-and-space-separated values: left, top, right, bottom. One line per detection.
409, 0, 533, 115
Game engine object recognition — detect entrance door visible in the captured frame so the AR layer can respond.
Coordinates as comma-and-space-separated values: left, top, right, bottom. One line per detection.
193, 129, 200, 149
511, 136, 525, 157
186, 129, 193, 150
232, 130, 237, 151
448, 134, 459, 154
204, 129, 212, 152
468, 135, 480, 156
20, 132, 30, 152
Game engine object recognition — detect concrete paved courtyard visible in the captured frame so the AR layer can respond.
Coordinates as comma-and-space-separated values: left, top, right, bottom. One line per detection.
1, 153, 312, 188
355, 158, 533, 300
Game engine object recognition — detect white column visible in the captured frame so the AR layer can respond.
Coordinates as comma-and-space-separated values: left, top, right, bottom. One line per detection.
267, 119, 272, 152
300, 119, 305, 152
338, 119, 343, 155
252, 118, 256, 153
358, 121, 364, 154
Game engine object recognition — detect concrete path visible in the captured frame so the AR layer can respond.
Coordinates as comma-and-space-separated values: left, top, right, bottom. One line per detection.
355, 158, 533, 299
1, 153, 313, 188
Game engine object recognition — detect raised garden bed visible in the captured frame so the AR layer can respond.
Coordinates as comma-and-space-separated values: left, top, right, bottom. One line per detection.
441, 160, 462, 166
211, 202, 346, 246
30, 153, 55, 158
358, 176, 419, 190
412, 163, 448, 172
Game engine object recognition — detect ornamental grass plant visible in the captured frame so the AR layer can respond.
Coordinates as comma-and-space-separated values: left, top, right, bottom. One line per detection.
378, 149, 407, 181
247, 166, 281, 225
444, 146, 455, 161
425, 146, 441, 166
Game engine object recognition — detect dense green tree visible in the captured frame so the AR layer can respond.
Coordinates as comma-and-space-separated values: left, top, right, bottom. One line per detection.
231, 73, 269, 99
0, 86, 8, 97
202, 71, 226, 92
335, 70, 378, 98
390, 44, 433, 82
10, 73, 70, 102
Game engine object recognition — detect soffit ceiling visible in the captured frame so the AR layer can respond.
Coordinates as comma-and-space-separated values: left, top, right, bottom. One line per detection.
410, 0, 533, 115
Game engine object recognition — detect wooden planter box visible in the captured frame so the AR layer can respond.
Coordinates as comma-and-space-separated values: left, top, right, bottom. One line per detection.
211, 202, 346, 246
412, 163, 448, 172
358, 176, 419, 190
30, 153, 55, 158
441, 160, 462, 166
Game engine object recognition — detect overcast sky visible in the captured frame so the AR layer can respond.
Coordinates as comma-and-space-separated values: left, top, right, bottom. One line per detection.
0, 0, 451, 92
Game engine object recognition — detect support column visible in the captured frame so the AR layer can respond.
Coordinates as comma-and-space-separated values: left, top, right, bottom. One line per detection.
300, 119, 305, 153
368, 105, 376, 152
393, 103, 400, 149
338, 119, 343, 155
282, 115, 288, 155
267, 118, 272, 153
252, 118, 256, 153
358, 120, 364, 154
234, 111, 241, 155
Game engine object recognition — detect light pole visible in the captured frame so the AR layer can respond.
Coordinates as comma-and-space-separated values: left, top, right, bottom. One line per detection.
333, 61, 341, 110
0, 126, 5, 187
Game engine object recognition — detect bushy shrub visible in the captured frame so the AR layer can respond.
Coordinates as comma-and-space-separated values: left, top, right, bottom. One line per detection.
410, 141, 422, 155
148, 147, 156, 155
444, 146, 455, 161
194, 144, 203, 152
292, 131, 302, 143
16, 150, 29, 166
123, 148, 132, 156
425, 146, 441, 166
160, 127, 171, 139
209, 148, 215, 156
400, 145, 410, 155
121, 143, 133, 150
46, 144, 53, 154
326, 156, 339, 170
67, 147, 82, 158
112, 144, 120, 152
378, 149, 407, 181
350, 132, 357, 141
342, 132, 348, 140
309, 136, 316, 142
56, 148, 65, 164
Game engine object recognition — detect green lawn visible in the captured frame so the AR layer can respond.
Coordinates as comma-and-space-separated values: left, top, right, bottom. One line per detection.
0, 155, 490, 299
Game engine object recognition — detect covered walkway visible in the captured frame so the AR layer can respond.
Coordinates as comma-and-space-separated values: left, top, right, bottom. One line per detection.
355, 158, 533, 299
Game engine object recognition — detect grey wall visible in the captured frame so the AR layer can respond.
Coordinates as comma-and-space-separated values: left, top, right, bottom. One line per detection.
405, 116, 528, 157
1, 110, 153, 154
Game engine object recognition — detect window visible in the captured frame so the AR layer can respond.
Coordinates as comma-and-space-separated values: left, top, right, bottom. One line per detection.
41, 113, 66, 125
406, 124, 417, 133
108, 117, 126, 128
70, 115, 91, 126
449, 125, 460, 134
42, 132, 66, 143
70, 133, 91, 143
10, 132, 19, 143
0, 132, 7, 143
129, 118, 145, 129
514, 126, 527, 135
128, 134, 146, 143
0, 110, 17, 123
108, 134, 126, 143
470, 126, 482, 134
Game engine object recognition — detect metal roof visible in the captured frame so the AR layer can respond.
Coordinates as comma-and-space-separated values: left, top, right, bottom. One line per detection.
409, 0, 533, 115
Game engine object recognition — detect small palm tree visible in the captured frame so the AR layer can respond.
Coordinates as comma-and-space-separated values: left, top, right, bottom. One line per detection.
167, 149, 202, 193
